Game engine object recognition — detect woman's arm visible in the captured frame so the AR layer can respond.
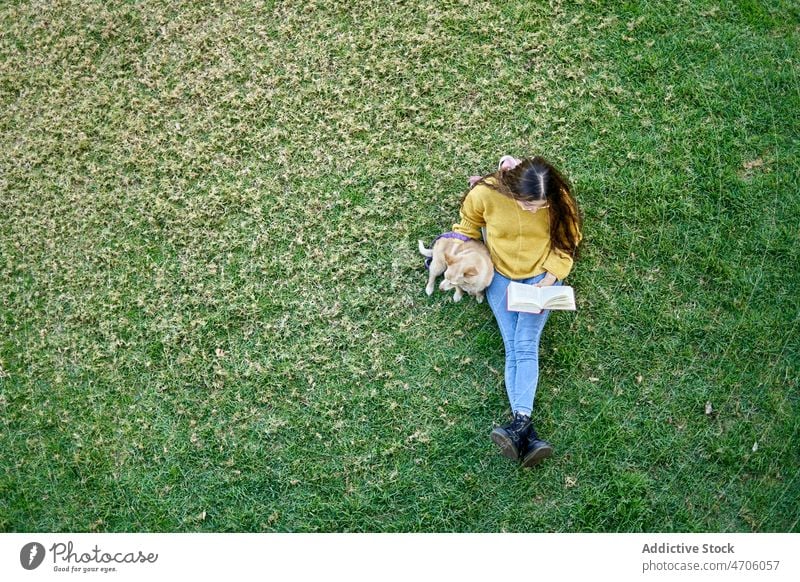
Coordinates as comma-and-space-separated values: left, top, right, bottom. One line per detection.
451, 186, 486, 240
541, 251, 574, 282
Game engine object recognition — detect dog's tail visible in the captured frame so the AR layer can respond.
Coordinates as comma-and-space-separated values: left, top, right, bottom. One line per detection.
417, 240, 433, 257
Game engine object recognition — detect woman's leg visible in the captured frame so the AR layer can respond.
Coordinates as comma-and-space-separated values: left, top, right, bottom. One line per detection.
507, 274, 561, 415
515, 293, 558, 467
485, 271, 518, 408
487, 272, 560, 464
486, 271, 531, 459
509, 309, 551, 415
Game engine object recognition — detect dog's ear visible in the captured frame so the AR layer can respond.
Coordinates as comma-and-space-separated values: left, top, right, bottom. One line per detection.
463, 267, 478, 277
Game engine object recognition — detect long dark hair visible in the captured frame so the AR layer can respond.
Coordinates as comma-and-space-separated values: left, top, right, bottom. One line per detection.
464, 156, 582, 258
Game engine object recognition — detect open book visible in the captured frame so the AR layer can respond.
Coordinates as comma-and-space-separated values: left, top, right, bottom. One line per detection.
506, 282, 576, 314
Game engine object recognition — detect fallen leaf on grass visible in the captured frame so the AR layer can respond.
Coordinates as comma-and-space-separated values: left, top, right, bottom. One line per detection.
565, 476, 577, 488
740, 158, 768, 180
742, 158, 764, 171
705, 402, 713, 415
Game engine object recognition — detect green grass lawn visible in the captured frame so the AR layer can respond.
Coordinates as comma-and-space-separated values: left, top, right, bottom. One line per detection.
1, 0, 798, 532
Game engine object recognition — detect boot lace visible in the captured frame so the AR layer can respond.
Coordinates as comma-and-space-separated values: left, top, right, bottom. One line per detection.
508, 412, 531, 436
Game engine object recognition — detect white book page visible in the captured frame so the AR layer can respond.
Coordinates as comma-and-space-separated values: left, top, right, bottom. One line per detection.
507, 283, 576, 312
507, 282, 542, 313
539, 285, 576, 310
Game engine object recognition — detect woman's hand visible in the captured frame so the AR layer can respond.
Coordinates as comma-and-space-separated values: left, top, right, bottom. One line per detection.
535, 272, 558, 287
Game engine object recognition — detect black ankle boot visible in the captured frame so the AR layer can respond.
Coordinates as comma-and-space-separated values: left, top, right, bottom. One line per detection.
520, 425, 554, 468
490, 412, 531, 459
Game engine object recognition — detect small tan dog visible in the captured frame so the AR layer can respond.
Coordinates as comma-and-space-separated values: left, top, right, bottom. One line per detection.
418, 234, 494, 303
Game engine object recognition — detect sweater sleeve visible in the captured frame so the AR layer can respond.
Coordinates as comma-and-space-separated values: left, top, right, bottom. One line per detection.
541, 248, 574, 281
452, 187, 486, 240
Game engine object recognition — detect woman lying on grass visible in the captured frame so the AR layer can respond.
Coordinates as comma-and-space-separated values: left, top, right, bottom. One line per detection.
455, 155, 583, 467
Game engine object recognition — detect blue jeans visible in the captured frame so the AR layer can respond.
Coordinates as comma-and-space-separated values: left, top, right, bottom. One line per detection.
486, 271, 562, 416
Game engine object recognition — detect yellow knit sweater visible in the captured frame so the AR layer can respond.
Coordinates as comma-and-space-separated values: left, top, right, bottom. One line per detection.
452, 181, 581, 281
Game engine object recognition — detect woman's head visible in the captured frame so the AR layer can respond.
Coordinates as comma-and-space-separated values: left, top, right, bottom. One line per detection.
501, 157, 564, 202
468, 155, 582, 257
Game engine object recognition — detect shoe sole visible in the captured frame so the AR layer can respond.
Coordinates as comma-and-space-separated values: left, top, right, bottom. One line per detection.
490, 428, 520, 460
520, 444, 554, 468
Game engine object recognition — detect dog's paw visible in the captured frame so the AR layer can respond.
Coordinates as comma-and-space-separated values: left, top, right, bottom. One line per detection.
425, 284, 434, 296
476, 294, 484, 304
